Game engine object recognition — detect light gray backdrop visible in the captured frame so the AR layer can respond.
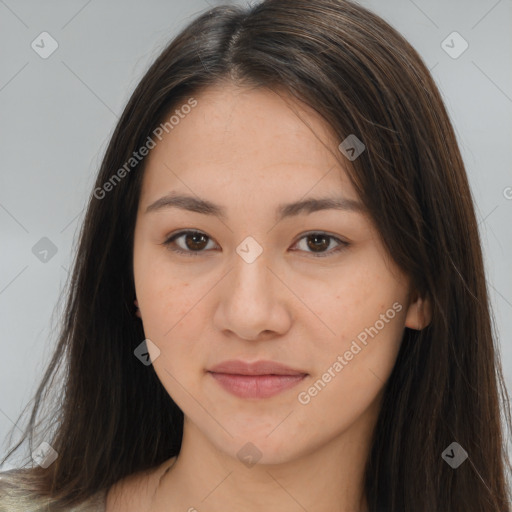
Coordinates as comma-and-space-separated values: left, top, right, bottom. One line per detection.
1, 0, 511, 471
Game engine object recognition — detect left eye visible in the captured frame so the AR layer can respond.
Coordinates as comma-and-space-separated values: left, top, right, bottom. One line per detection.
162, 230, 349, 258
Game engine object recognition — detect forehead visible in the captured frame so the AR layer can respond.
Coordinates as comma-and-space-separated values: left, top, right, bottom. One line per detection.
140, 83, 359, 205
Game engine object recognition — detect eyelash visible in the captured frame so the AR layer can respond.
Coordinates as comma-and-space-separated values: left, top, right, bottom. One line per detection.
161, 230, 349, 258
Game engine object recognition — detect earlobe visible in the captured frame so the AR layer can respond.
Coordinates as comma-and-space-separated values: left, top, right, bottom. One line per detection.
404, 292, 432, 330
134, 299, 142, 319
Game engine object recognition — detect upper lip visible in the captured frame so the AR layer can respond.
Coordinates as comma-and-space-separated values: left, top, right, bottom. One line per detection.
208, 359, 307, 376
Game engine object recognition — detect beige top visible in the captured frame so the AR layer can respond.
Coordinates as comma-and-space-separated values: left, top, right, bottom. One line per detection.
0, 470, 107, 512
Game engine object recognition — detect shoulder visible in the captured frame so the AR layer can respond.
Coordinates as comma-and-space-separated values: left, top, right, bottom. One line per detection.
0, 469, 106, 512
0, 469, 47, 512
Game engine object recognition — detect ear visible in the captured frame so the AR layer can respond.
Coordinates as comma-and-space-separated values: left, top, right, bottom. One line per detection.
134, 299, 142, 319
404, 291, 432, 330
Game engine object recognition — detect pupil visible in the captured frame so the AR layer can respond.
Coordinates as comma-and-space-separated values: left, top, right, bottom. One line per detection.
308, 234, 328, 252
187, 233, 207, 250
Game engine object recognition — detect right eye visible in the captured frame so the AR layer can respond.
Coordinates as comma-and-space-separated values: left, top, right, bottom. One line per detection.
162, 230, 217, 257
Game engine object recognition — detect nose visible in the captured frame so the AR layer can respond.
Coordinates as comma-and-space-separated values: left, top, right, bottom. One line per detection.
213, 252, 292, 341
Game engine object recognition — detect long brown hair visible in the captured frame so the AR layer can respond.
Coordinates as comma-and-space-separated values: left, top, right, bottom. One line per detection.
2, 1, 510, 510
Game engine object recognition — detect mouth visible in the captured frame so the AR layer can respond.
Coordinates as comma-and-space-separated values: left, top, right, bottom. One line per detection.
206, 359, 308, 399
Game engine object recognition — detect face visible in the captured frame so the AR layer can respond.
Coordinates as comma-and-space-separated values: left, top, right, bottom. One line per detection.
132, 82, 427, 465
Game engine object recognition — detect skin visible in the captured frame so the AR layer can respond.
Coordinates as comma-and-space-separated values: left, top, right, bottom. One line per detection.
106, 82, 431, 512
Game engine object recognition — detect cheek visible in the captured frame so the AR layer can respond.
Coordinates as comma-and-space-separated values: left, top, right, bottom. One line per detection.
294, 316, 404, 442
140, 281, 205, 405
134, 242, 194, 325
300, 254, 407, 405
135, 263, 207, 357
310, 259, 403, 345
140, 282, 198, 348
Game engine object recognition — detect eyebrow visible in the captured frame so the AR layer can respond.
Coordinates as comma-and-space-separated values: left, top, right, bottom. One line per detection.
145, 192, 366, 222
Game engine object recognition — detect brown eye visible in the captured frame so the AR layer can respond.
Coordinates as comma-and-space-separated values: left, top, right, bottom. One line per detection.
182, 232, 209, 251
293, 232, 349, 258
163, 230, 349, 258
163, 230, 216, 256
306, 233, 330, 252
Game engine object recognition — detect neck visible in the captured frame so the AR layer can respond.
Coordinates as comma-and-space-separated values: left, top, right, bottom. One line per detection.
149, 416, 374, 512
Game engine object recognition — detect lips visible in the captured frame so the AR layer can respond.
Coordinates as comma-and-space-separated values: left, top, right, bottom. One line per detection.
207, 359, 308, 399
208, 359, 307, 376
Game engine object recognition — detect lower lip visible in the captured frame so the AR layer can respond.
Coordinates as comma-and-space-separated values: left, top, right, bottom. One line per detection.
208, 372, 307, 399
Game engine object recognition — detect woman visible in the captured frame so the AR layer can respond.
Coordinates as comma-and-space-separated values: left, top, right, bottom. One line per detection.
1, 0, 510, 511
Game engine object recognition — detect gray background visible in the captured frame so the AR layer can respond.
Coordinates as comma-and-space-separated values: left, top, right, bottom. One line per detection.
1, 0, 511, 471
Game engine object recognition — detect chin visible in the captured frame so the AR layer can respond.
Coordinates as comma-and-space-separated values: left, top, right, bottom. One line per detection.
212, 432, 302, 468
